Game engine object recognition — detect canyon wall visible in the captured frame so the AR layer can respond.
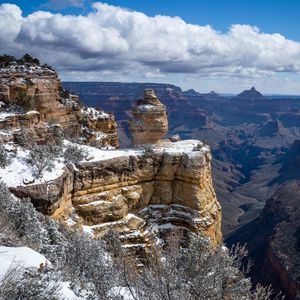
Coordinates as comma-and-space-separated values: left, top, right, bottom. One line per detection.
227, 181, 300, 299
0, 66, 118, 147
10, 140, 222, 250
0, 63, 222, 253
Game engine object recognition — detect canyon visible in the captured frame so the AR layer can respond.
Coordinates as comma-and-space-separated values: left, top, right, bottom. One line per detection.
63, 82, 300, 233
64, 81, 300, 299
0, 62, 222, 254
1, 57, 300, 298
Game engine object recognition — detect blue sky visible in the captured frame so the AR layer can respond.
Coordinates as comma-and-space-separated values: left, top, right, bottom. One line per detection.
8, 0, 300, 41
1, 0, 300, 94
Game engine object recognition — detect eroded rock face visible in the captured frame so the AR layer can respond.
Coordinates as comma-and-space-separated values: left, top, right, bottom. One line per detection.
9, 140, 222, 250
0, 66, 118, 147
78, 107, 118, 148
129, 89, 168, 146
227, 181, 300, 299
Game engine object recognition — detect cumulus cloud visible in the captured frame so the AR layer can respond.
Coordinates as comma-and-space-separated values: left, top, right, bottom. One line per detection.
1, 2, 300, 80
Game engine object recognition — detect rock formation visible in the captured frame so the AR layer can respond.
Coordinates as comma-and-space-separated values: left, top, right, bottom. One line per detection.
0, 65, 118, 148
129, 89, 168, 146
258, 119, 283, 137
234, 86, 265, 100
0, 59, 222, 254
10, 140, 222, 251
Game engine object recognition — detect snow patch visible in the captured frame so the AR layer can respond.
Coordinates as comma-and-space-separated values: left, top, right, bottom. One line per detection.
0, 147, 65, 187
0, 246, 49, 281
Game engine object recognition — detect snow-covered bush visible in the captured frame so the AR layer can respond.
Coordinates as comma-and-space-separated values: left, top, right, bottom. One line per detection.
27, 144, 55, 178
48, 125, 64, 145
111, 231, 277, 300
47, 125, 64, 157
64, 231, 116, 299
14, 127, 34, 147
142, 144, 154, 157
0, 266, 61, 300
0, 181, 279, 299
64, 144, 87, 164
193, 143, 204, 151
0, 182, 116, 299
0, 143, 10, 168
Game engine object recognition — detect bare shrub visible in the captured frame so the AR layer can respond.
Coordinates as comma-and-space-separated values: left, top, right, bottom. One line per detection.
0, 143, 9, 168
112, 231, 280, 300
192, 143, 204, 151
64, 144, 87, 164
14, 92, 35, 112
47, 125, 64, 157
142, 144, 154, 157
0, 265, 62, 300
27, 144, 55, 178
14, 127, 34, 147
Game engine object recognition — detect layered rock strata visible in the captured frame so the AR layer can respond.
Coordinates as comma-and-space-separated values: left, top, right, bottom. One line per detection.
129, 89, 168, 146
0, 66, 118, 147
9, 140, 222, 250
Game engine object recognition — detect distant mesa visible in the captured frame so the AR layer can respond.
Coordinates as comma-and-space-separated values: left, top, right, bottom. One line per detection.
183, 89, 201, 96
207, 91, 218, 95
201, 91, 223, 100
235, 86, 265, 100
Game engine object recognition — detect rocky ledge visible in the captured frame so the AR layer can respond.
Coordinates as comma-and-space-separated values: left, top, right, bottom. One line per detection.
0, 65, 118, 147
10, 140, 222, 251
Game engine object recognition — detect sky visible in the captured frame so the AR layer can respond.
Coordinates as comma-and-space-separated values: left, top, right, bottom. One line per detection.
1, 0, 300, 94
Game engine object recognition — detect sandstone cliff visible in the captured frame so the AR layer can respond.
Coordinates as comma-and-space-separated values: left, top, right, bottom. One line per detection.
0, 64, 118, 147
10, 140, 222, 251
129, 89, 168, 146
0, 59, 222, 253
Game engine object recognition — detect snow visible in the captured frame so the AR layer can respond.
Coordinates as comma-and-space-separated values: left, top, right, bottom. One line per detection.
0, 247, 83, 300
79, 199, 111, 207
59, 282, 82, 300
66, 218, 77, 226
155, 140, 210, 155
0, 139, 207, 188
76, 142, 143, 162
81, 107, 110, 119
26, 110, 39, 115
0, 64, 54, 74
0, 246, 49, 281
0, 147, 65, 187
82, 225, 94, 237
123, 243, 145, 248
128, 191, 140, 200
121, 230, 143, 239
82, 213, 143, 234
0, 111, 39, 121
0, 111, 18, 121
135, 104, 162, 112
76, 139, 208, 164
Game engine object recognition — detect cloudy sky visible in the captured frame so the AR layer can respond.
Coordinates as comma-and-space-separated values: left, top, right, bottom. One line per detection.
1, 0, 300, 94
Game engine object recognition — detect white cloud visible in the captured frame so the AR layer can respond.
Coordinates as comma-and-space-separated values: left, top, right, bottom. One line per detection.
1, 2, 300, 85
0, 4, 23, 45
